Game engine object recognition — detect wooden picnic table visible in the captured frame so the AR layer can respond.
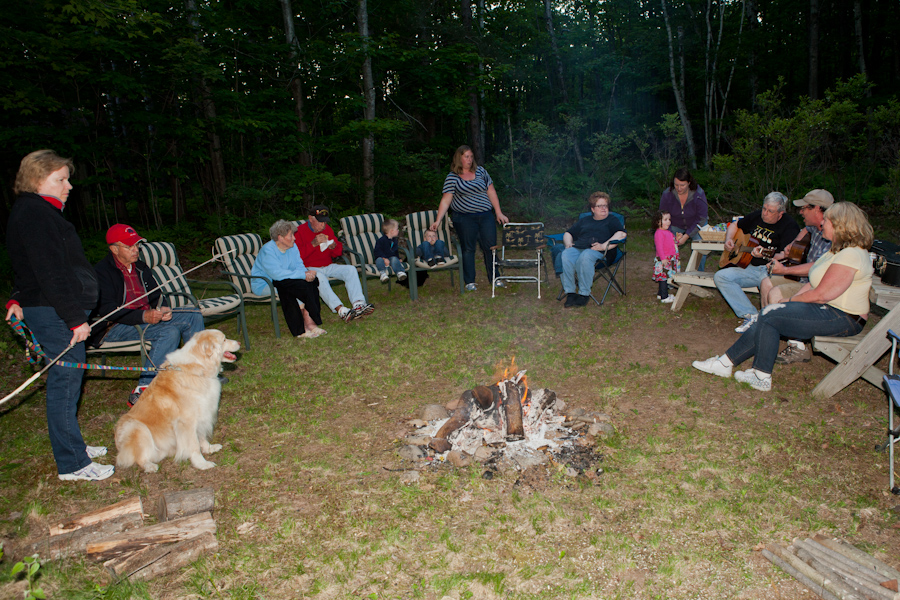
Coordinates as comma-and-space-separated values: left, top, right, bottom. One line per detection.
669, 241, 759, 312
812, 275, 900, 398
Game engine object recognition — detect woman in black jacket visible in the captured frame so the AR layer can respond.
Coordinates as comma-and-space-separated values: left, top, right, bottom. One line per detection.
5, 150, 114, 481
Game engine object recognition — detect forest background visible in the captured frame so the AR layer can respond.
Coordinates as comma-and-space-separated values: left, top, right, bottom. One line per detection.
1, 0, 899, 275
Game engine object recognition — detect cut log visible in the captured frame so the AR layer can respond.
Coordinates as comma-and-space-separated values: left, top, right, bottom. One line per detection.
12, 513, 143, 561
430, 400, 472, 453
104, 531, 218, 581
767, 543, 860, 600
472, 385, 493, 410
792, 546, 869, 600
157, 488, 215, 522
50, 497, 143, 536
503, 382, 524, 440
86, 512, 216, 561
763, 548, 841, 600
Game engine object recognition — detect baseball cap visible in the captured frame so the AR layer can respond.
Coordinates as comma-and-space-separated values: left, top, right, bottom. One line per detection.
106, 224, 146, 246
793, 189, 834, 208
309, 205, 330, 223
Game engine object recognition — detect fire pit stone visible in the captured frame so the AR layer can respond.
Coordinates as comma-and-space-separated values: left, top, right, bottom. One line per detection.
420, 405, 449, 421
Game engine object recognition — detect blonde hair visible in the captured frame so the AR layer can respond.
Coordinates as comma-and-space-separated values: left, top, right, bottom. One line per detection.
14, 150, 75, 195
824, 202, 873, 252
450, 145, 477, 175
382, 219, 399, 234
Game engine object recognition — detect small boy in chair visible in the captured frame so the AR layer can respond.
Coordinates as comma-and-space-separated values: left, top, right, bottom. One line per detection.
417, 229, 450, 267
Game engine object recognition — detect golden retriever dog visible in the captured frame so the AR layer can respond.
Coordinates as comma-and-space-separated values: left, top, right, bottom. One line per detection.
115, 329, 239, 473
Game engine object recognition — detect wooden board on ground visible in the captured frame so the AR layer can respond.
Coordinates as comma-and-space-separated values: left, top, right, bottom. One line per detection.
12, 513, 144, 562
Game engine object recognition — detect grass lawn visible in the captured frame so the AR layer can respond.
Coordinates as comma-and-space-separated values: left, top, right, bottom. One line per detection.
1, 228, 898, 599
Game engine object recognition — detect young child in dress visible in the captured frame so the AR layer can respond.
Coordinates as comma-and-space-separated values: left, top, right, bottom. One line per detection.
373, 218, 407, 283
652, 210, 680, 303
416, 229, 449, 267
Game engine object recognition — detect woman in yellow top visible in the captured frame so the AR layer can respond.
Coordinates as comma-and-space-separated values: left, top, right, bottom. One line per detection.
692, 202, 873, 391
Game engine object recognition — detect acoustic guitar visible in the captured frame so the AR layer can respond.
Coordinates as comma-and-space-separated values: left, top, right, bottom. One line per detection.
775, 229, 811, 281
719, 230, 776, 269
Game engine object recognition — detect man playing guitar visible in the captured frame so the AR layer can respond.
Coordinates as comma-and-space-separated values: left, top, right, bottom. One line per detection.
714, 192, 800, 333
760, 189, 835, 363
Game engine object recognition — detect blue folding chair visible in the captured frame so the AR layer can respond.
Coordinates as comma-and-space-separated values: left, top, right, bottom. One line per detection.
884, 329, 900, 494
547, 211, 627, 306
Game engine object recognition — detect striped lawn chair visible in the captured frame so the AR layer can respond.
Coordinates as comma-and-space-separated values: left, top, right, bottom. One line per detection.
404, 210, 464, 301
213, 233, 282, 338
139, 241, 250, 348
86, 324, 152, 376
339, 213, 411, 298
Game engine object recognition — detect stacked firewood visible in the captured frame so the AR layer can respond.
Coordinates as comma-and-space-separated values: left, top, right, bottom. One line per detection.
9, 488, 217, 581
763, 534, 900, 600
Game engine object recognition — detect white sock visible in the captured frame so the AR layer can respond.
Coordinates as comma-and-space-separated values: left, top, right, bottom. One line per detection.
787, 340, 806, 350
718, 355, 734, 367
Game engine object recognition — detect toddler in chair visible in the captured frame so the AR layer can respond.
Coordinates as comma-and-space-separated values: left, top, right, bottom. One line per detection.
373, 219, 407, 283
417, 229, 450, 267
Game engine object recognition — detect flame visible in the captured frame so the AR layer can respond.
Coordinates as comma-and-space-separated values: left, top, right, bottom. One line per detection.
491, 356, 518, 383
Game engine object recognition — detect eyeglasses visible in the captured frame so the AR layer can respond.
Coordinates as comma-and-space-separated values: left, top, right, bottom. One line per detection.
594, 204, 609, 209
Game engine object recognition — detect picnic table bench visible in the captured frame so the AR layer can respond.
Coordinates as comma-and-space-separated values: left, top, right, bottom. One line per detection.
669, 241, 759, 312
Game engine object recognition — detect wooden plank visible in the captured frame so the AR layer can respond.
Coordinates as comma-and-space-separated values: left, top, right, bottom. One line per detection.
86, 512, 216, 561
813, 340, 884, 388
50, 497, 143, 536
813, 303, 900, 398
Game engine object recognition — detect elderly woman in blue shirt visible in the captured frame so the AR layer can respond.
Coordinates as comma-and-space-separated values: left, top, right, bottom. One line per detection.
251, 220, 325, 338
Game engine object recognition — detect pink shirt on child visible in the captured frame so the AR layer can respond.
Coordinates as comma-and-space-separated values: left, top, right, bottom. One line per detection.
654, 229, 677, 259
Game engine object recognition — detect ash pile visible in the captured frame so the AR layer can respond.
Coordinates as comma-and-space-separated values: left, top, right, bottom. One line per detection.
398, 370, 613, 475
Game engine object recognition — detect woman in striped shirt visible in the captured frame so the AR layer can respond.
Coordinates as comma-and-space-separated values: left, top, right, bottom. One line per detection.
430, 145, 509, 291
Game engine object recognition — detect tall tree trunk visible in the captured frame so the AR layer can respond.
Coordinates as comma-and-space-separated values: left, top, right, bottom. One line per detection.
185, 0, 225, 214
852, 0, 868, 82
460, 0, 482, 162
745, 0, 759, 109
661, 0, 698, 169
279, 0, 312, 167
809, 0, 819, 99
477, 0, 487, 160
543, 0, 584, 173
358, 0, 376, 212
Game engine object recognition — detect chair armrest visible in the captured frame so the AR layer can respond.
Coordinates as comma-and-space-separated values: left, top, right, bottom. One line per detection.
342, 247, 366, 266
219, 271, 276, 296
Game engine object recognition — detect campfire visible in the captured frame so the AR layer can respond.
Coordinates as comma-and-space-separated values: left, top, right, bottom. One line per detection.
402, 360, 611, 474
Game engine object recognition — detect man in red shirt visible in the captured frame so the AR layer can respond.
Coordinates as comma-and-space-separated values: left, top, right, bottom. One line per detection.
294, 205, 374, 322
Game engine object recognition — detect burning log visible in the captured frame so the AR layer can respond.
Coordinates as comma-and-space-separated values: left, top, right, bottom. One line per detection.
472, 385, 493, 409
503, 382, 524, 440
430, 400, 472, 454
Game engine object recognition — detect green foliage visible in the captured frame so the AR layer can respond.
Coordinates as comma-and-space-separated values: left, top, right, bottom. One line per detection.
10, 555, 45, 600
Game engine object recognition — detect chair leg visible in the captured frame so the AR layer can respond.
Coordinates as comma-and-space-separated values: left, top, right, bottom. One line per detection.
270, 297, 281, 339
239, 308, 251, 350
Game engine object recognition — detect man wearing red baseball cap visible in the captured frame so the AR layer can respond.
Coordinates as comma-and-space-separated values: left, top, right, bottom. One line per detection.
89, 224, 205, 406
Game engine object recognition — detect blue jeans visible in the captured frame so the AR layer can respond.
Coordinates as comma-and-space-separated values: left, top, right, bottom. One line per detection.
725, 303, 863, 375
417, 240, 448, 262
102, 308, 204, 386
713, 264, 768, 318
561, 247, 620, 296
672, 220, 708, 271
314, 263, 366, 312
451, 210, 496, 285
376, 256, 406, 276
22, 307, 91, 475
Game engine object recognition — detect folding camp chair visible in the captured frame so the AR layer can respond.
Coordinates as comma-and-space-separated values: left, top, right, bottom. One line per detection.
86, 325, 152, 376
882, 329, 900, 494
547, 211, 627, 306
491, 222, 548, 298
139, 242, 250, 348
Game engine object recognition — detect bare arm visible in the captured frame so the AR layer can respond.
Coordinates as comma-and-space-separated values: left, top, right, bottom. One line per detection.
563, 232, 574, 248
430, 192, 454, 232
789, 264, 857, 306
769, 260, 813, 277
723, 221, 739, 251
487, 184, 508, 225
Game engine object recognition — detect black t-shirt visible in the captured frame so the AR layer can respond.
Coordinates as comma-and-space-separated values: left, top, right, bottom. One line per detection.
736, 209, 801, 267
566, 215, 626, 250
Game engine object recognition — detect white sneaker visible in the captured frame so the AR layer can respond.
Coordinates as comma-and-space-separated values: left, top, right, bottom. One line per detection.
397, 271, 407, 281
660, 296, 675, 304
465, 283, 477, 291
735, 314, 758, 333
86, 446, 107, 459
379, 272, 389, 283
692, 356, 733, 378
494, 280, 507, 288
734, 370, 772, 391
59, 462, 114, 481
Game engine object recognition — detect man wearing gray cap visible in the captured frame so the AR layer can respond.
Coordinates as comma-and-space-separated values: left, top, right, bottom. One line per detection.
760, 189, 835, 364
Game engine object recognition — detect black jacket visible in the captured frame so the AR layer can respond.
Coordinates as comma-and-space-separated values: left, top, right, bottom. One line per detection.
88, 253, 167, 347
6, 192, 98, 328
